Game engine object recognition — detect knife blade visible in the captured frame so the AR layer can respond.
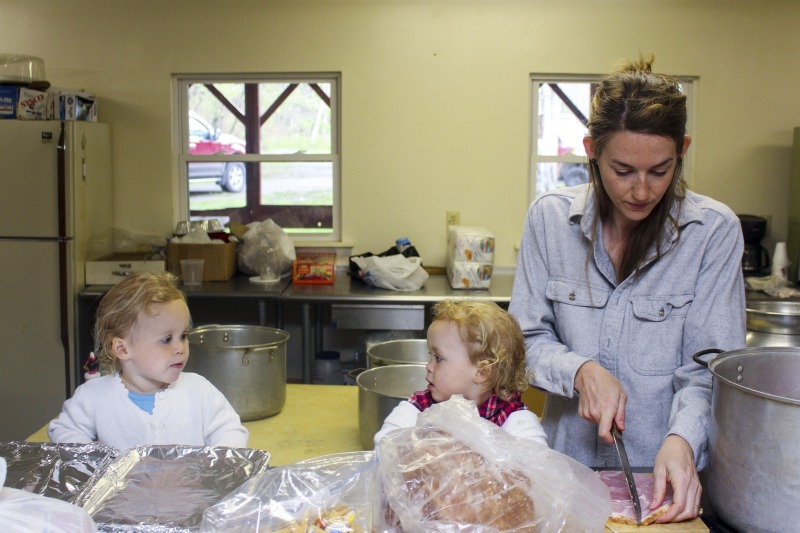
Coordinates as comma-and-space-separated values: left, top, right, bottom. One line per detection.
611, 423, 642, 525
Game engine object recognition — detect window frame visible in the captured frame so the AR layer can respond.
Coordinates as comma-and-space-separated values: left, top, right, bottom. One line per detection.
529, 73, 696, 203
173, 72, 342, 241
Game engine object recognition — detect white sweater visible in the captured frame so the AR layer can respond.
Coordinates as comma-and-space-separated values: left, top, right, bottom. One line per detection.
48, 373, 248, 451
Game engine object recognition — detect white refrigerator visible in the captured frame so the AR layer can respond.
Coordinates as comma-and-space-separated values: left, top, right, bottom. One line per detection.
0, 120, 112, 441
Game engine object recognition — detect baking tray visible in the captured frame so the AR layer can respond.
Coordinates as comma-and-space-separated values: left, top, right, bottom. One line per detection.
0, 441, 118, 502
75, 445, 270, 532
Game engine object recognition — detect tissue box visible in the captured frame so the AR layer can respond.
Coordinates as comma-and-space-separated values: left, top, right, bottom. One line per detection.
166, 242, 237, 281
293, 253, 335, 284
446, 262, 493, 289
85, 253, 165, 285
447, 226, 495, 263
47, 88, 97, 121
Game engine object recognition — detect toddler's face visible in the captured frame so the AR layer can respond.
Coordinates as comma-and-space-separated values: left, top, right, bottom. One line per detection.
118, 299, 191, 394
425, 319, 486, 404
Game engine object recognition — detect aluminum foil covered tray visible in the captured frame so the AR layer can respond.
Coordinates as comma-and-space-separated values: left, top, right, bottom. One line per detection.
75, 445, 270, 532
0, 441, 117, 502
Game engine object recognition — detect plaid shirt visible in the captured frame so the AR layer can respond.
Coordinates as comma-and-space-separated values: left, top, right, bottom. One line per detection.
408, 390, 526, 426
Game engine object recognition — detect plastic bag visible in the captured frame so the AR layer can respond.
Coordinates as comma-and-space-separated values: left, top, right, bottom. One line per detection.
377, 397, 612, 533
237, 219, 296, 277
350, 255, 429, 291
200, 451, 377, 532
0, 458, 98, 533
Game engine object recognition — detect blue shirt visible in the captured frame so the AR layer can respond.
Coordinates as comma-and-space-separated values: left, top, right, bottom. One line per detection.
509, 184, 746, 469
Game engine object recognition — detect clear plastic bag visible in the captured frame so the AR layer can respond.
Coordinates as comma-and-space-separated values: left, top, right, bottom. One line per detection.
238, 219, 296, 277
200, 451, 377, 532
0, 486, 98, 533
350, 255, 429, 291
378, 397, 612, 533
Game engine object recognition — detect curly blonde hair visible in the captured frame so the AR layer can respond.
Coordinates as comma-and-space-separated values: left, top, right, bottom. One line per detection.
431, 299, 529, 400
93, 271, 187, 373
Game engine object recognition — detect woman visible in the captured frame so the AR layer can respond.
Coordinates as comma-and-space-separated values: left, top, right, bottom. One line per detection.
509, 56, 746, 523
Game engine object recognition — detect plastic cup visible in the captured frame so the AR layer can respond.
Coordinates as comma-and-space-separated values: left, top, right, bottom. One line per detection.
180, 259, 205, 285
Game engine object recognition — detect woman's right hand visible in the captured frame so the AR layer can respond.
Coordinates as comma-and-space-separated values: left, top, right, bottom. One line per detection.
574, 361, 627, 444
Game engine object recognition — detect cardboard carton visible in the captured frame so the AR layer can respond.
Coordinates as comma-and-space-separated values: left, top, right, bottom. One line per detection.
293, 253, 335, 284
167, 242, 237, 281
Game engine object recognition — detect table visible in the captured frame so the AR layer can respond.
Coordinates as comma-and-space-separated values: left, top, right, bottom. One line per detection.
28, 383, 363, 466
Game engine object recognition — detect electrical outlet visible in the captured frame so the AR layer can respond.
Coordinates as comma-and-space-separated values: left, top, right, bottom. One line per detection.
446, 210, 460, 228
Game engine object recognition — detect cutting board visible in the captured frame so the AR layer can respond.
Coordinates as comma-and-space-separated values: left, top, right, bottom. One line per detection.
605, 517, 708, 532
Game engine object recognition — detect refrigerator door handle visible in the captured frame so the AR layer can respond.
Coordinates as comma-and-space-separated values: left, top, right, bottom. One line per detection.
57, 121, 71, 397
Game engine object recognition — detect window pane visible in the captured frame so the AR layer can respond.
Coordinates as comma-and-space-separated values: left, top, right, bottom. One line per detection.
260, 83, 331, 155
537, 82, 590, 157
261, 162, 333, 206
535, 162, 590, 197
188, 84, 246, 149
186, 162, 247, 209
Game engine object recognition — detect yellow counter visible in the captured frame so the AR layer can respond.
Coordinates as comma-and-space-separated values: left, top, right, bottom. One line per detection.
28, 383, 364, 466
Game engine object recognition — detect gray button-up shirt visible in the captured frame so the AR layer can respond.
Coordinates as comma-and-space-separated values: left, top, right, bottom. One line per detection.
509, 184, 746, 469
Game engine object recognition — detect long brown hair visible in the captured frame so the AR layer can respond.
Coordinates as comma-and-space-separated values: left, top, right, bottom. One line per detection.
587, 54, 687, 281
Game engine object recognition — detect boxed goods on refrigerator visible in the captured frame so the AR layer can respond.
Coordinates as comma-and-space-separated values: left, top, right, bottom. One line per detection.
0, 86, 19, 118
293, 252, 335, 284
46, 87, 97, 121
447, 225, 495, 263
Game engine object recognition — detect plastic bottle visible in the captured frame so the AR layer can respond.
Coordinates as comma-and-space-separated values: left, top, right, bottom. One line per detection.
312, 351, 342, 385
396, 237, 411, 253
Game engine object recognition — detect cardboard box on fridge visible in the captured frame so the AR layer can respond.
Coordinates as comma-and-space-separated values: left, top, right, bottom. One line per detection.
293, 252, 335, 284
46, 87, 97, 121
167, 242, 237, 281
0, 86, 19, 119
447, 225, 495, 263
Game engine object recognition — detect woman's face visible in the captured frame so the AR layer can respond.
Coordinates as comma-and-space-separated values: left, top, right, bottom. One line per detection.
584, 131, 691, 228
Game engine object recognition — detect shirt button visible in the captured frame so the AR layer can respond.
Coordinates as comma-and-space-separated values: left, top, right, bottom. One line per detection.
569, 292, 576, 301
659, 308, 665, 317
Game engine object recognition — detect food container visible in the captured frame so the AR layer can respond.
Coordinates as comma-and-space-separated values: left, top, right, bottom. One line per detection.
694, 347, 800, 532
186, 325, 289, 420
366, 339, 430, 368
356, 364, 428, 449
0, 54, 46, 85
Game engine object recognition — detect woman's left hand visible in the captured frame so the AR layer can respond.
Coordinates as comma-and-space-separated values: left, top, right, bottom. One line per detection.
651, 435, 703, 523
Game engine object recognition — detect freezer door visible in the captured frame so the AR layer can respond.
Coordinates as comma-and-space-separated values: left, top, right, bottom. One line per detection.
0, 120, 64, 238
0, 240, 72, 441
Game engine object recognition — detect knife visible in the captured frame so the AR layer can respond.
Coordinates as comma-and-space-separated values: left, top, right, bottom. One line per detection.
611, 423, 642, 525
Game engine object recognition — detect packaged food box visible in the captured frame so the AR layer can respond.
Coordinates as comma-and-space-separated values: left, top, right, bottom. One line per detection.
446, 261, 493, 289
293, 252, 335, 284
47, 87, 98, 121
447, 225, 495, 263
85, 253, 165, 285
16, 87, 48, 119
0, 85, 20, 119
166, 242, 237, 281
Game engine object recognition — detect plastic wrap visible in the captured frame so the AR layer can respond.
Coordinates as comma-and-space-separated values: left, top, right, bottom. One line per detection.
201, 451, 376, 532
75, 445, 270, 532
0, 485, 98, 533
0, 441, 117, 502
238, 219, 296, 277
378, 397, 612, 533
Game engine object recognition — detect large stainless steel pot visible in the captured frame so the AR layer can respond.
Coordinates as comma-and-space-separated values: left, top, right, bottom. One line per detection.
694, 347, 800, 533
366, 339, 429, 368
356, 364, 428, 449
186, 325, 289, 421
746, 300, 800, 347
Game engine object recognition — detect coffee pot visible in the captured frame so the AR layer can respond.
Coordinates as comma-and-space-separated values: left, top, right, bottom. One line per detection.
738, 214, 770, 276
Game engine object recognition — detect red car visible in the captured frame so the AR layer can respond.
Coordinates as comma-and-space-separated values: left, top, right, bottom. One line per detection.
188, 111, 247, 192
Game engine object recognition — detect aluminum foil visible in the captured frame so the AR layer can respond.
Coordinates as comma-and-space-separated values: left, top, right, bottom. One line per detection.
0, 441, 117, 502
75, 445, 270, 532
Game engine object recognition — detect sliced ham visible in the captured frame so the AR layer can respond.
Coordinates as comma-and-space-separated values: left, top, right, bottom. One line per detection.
597, 470, 673, 526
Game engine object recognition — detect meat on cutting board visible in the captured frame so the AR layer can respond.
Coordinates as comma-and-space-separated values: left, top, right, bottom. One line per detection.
598, 470, 673, 526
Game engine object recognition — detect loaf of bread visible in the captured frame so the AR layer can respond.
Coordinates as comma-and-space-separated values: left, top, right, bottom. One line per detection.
382, 427, 538, 532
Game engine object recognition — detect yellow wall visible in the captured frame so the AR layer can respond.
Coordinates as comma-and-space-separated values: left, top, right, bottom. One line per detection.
3, 0, 800, 267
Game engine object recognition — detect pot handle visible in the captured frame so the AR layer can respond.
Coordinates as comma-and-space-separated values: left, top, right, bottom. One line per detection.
347, 368, 366, 380
692, 348, 723, 368
242, 346, 276, 366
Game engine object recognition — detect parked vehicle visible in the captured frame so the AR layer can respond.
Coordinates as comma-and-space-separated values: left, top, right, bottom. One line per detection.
188, 111, 247, 193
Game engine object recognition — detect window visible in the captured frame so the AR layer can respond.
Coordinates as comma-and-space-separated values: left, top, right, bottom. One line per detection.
529, 74, 695, 203
175, 73, 341, 240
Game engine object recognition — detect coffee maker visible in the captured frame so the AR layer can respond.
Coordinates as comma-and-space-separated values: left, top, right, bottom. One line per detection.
738, 214, 770, 275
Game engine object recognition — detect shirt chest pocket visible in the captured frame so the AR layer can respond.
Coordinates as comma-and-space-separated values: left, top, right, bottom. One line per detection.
546, 280, 610, 358
627, 294, 694, 375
